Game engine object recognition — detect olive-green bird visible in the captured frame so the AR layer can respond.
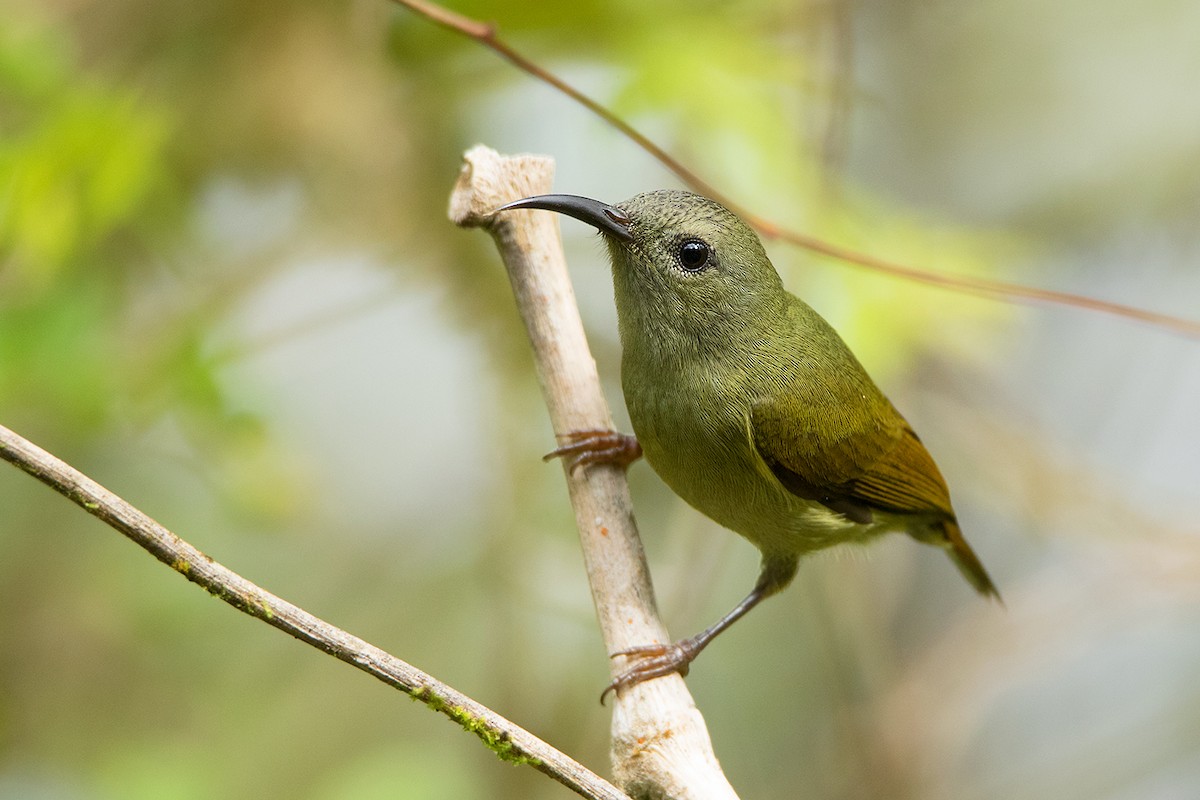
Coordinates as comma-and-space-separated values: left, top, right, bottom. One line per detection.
498, 190, 999, 696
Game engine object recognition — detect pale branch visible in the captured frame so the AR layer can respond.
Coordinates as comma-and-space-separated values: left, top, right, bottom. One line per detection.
0, 423, 630, 800
392, 0, 1200, 338
450, 145, 740, 800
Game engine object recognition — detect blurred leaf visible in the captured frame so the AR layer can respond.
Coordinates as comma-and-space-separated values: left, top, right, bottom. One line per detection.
0, 280, 118, 431
0, 16, 171, 296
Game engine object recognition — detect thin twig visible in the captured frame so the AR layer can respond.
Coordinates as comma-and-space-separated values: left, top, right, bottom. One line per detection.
0, 423, 630, 800
450, 145, 740, 799
392, 0, 1200, 338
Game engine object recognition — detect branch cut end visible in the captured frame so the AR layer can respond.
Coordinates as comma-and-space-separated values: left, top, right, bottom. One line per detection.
449, 144, 556, 228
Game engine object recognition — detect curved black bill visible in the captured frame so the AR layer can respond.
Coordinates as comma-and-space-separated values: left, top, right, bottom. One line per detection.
495, 194, 633, 241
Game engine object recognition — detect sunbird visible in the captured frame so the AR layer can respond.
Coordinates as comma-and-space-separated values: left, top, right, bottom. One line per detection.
499, 190, 999, 696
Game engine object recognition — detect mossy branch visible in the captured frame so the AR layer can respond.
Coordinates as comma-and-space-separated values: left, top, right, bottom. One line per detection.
0, 424, 630, 800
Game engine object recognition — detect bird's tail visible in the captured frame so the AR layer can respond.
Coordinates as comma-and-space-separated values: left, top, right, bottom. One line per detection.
942, 520, 1002, 603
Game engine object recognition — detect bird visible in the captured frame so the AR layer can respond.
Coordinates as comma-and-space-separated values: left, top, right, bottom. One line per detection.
497, 190, 999, 697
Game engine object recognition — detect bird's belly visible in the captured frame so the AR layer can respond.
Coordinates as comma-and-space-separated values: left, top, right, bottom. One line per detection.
628, 387, 865, 557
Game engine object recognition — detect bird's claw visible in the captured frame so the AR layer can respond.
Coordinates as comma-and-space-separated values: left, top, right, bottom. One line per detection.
544, 429, 641, 474
600, 640, 699, 705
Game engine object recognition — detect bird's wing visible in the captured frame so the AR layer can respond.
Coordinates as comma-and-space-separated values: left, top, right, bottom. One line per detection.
753, 400, 1001, 598
749, 398, 956, 526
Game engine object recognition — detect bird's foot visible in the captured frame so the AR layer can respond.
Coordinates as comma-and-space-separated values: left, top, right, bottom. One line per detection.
544, 429, 641, 474
600, 638, 701, 704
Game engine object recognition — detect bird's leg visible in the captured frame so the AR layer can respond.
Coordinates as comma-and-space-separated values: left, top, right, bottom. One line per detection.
544, 429, 642, 474
601, 557, 798, 703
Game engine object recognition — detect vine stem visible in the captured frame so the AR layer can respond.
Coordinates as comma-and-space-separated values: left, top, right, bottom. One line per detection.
393, 0, 1200, 337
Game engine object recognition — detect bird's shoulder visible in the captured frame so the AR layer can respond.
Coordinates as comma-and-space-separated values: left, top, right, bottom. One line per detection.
747, 297, 955, 524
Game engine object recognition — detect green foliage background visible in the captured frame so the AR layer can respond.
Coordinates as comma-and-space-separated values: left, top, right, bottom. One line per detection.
2, 1, 1199, 798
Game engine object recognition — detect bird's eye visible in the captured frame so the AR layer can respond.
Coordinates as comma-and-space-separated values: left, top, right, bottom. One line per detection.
677, 239, 710, 272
